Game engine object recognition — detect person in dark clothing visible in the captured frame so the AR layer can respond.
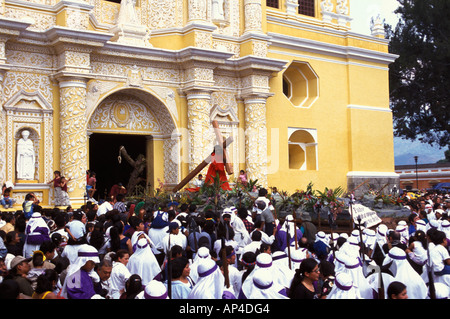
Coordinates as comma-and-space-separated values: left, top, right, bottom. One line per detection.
288, 258, 320, 299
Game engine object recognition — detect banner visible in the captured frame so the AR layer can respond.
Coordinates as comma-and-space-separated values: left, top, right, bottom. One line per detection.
350, 203, 382, 228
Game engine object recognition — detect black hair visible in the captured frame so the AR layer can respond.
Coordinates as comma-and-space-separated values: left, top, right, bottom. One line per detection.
89, 225, 106, 251
251, 230, 262, 241
387, 281, 407, 299
237, 207, 248, 219
109, 221, 124, 252
35, 269, 58, 295
241, 251, 257, 284
0, 279, 20, 299
32, 251, 45, 267
431, 230, 447, 246
171, 256, 189, 279
110, 249, 130, 262
180, 203, 189, 212
40, 240, 56, 255
319, 260, 335, 278
288, 258, 318, 298
258, 188, 268, 197
124, 274, 143, 299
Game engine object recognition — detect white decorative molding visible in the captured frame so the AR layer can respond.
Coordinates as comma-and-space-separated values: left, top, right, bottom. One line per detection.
370, 14, 386, 38
286, 0, 299, 16
267, 31, 398, 65
320, 0, 334, 23
347, 171, 400, 178
347, 104, 392, 113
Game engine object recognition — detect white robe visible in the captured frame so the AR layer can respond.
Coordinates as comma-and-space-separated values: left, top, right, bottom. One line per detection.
110, 261, 131, 299
127, 238, 161, 286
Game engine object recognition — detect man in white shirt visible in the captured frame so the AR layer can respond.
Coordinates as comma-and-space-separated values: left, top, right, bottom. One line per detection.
430, 230, 450, 276
192, 174, 204, 188
97, 196, 115, 217
158, 222, 187, 256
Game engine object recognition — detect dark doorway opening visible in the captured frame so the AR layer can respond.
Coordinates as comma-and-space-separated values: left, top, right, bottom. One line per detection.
89, 133, 147, 200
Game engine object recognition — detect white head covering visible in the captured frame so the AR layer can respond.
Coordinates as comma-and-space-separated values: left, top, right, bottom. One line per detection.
23, 212, 50, 257
189, 246, 212, 284
333, 251, 348, 274
327, 272, 358, 299
363, 229, 376, 251
351, 229, 363, 243
140, 280, 169, 299
315, 231, 330, 247
371, 224, 388, 260
61, 244, 101, 298
131, 230, 155, 252
395, 222, 409, 244
440, 220, 450, 239
188, 258, 224, 299
25, 212, 48, 234
382, 247, 428, 299
415, 219, 427, 233
427, 219, 441, 232
343, 255, 374, 299
339, 236, 360, 258
245, 268, 289, 299
433, 282, 450, 299
375, 224, 388, 245
290, 248, 308, 270
240, 253, 274, 298
280, 215, 297, 238
339, 233, 349, 239
229, 208, 251, 249
272, 251, 295, 287
127, 238, 161, 285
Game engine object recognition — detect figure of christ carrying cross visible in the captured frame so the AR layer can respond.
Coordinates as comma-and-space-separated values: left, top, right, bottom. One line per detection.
172, 120, 234, 193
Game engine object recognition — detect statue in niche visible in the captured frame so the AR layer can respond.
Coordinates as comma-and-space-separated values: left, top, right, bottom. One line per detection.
117, 0, 139, 25
212, 0, 225, 21
16, 130, 35, 180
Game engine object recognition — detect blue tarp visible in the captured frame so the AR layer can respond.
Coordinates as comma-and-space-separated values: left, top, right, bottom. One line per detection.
433, 183, 450, 191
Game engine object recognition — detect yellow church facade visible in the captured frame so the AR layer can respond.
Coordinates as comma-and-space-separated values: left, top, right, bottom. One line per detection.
0, 0, 399, 208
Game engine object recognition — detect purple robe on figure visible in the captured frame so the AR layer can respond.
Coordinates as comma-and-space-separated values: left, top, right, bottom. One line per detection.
66, 269, 98, 299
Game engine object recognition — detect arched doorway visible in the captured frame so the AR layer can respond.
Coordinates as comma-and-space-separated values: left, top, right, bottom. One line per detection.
87, 88, 179, 199
88, 133, 147, 199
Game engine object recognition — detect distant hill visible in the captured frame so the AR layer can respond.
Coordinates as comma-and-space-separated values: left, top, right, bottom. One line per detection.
394, 137, 446, 165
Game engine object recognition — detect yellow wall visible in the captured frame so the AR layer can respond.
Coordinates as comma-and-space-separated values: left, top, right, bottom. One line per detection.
265, 37, 395, 193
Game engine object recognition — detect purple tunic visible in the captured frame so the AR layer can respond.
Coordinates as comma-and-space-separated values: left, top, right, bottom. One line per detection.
66, 269, 97, 299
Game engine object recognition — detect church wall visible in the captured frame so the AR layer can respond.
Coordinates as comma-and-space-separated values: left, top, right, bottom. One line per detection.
265, 53, 351, 192
0, 0, 399, 207
264, 3, 397, 194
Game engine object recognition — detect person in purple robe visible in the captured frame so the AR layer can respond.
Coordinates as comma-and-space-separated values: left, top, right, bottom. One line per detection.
61, 244, 102, 299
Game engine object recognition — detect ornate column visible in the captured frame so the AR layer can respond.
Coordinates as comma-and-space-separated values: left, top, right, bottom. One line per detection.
187, 0, 209, 23
185, 0, 216, 49
185, 90, 213, 173
0, 69, 7, 184
241, 0, 269, 57
244, 0, 263, 34
58, 77, 89, 206
243, 96, 268, 188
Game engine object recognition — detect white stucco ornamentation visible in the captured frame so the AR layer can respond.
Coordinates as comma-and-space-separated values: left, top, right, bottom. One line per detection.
186, 92, 212, 173
59, 80, 88, 201
244, 98, 268, 188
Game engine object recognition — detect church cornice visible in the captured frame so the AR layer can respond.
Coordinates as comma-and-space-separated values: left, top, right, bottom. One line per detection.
267, 32, 398, 66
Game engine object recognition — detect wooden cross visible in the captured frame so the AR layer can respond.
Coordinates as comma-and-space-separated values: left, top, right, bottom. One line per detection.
171, 120, 234, 193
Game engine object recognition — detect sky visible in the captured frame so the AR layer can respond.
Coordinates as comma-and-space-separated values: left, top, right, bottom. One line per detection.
348, 0, 447, 165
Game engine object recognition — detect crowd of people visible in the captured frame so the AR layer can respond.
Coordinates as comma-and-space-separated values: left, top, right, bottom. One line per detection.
0, 183, 449, 300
